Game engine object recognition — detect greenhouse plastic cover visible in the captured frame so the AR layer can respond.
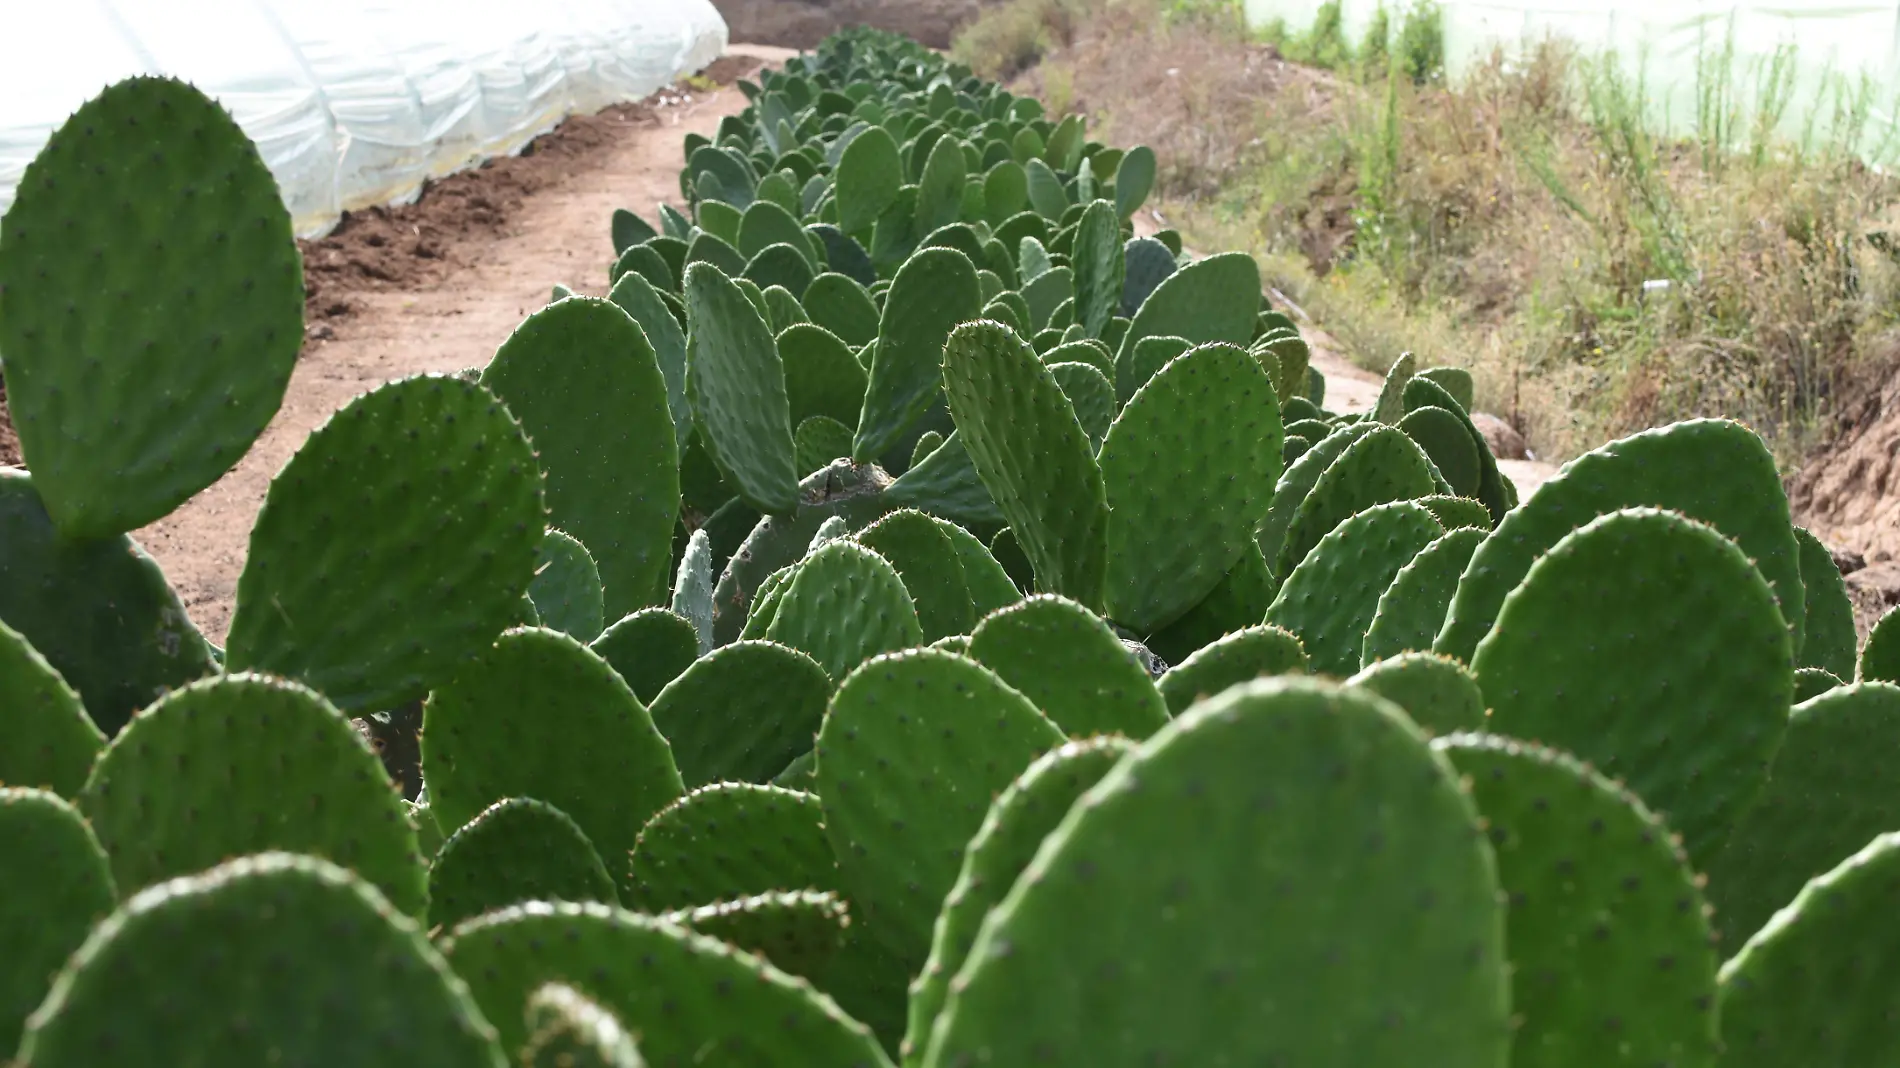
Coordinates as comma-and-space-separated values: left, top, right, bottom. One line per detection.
1244, 1, 1900, 163
0, 0, 729, 237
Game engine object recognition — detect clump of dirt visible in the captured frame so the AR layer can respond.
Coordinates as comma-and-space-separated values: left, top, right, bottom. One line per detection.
0, 54, 763, 474
1789, 349, 1900, 634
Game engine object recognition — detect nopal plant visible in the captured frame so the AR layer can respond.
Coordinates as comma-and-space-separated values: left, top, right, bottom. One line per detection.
0, 23, 1878, 1068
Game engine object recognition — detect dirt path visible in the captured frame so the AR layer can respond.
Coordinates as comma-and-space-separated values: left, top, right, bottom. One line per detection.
133, 48, 794, 643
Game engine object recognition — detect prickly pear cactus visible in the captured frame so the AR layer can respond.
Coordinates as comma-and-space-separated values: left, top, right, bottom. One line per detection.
1348, 652, 1486, 736
14, 853, 506, 1068
663, 889, 849, 980
1361, 527, 1486, 667
529, 529, 606, 642
521, 983, 647, 1068
1155, 624, 1308, 714
0, 76, 303, 539
917, 678, 1509, 1067
1266, 500, 1444, 678
854, 248, 981, 462
0, 788, 116, 1056
966, 594, 1169, 739
684, 263, 801, 514
79, 673, 427, 915
647, 640, 832, 788
766, 539, 924, 680
427, 797, 619, 931
626, 783, 839, 913
591, 607, 700, 703
1473, 507, 1792, 869
0, 620, 104, 798
1434, 734, 1718, 1068
1794, 527, 1858, 682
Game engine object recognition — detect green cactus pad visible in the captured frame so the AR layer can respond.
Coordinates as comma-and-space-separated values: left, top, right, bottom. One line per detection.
1099, 342, 1283, 632
670, 527, 715, 656
484, 297, 679, 618
0, 788, 116, 1056
852, 509, 978, 640
1155, 624, 1307, 714
1113, 145, 1156, 217
914, 137, 968, 237
225, 375, 544, 712
766, 539, 924, 680
664, 890, 848, 980
443, 902, 891, 1064
1434, 734, 1719, 1068
748, 245, 817, 298
1402, 375, 1511, 523
817, 648, 1063, 969
942, 320, 1108, 610
427, 797, 619, 931
910, 431, 946, 469
17, 853, 505, 1067
838, 126, 904, 235
1473, 508, 1792, 869
1793, 666, 1845, 701
521, 983, 645, 1068
529, 529, 605, 642
1046, 361, 1116, 449
422, 627, 683, 900
1142, 541, 1278, 665
884, 430, 1005, 528
739, 201, 820, 265
686, 230, 749, 276
1255, 421, 1378, 569
1417, 366, 1475, 410
684, 263, 800, 514
967, 594, 1169, 739
1372, 352, 1416, 424
1120, 237, 1177, 318
853, 247, 981, 462
0, 469, 217, 735
1401, 405, 1482, 497
1266, 500, 1444, 678
79, 672, 424, 914
649, 641, 832, 789
1275, 425, 1439, 578
1862, 607, 1900, 681
0, 76, 302, 539
1795, 527, 1857, 681
0, 620, 103, 797
1717, 831, 1900, 1067
805, 274, 884, 347
781, 323, 871, 429
590, 608, 699, 703
796, 414, 857, 475
934, 516, 1021, 615
1436, 419, 1804, 666
1070, 200, 1125, 339
712, 461, 896, 645
613, 208, 658, 251
1416, 494, 1493, 531
1708, 682, 1900, 948
1362, 526, 1486, 667
919, 677, 1508, 1068
1022, 266, 1073, 329
1348, 652, 1485, 735
903, 738, 1133, 1064
1116, 251, 1261, 366
606, 271, 692, 453
625, 783, 838, 913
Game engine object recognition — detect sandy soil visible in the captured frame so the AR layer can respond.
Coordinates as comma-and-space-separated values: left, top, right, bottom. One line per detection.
118, 48, 792, 642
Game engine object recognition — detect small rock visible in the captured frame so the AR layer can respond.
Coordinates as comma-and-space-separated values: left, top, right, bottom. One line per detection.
1470, 412, 1529, 460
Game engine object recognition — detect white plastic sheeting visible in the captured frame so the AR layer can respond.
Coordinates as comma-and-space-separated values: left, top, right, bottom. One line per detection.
1244, 1, 1900, 164
0, 0, 728, 237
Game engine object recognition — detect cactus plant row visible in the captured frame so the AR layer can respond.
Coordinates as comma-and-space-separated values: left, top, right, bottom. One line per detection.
0, 24, 1893, 1067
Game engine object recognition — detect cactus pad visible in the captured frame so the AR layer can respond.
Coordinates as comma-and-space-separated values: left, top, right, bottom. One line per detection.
670, 527, 715, 656
1275, 425, 1439, 577
1401, 406, 1482, 497
1156, 624, 1308, 714
442, 902, 892, 1064
606, 271, 692, 451
80, 672, 425, 914
590, 608, 699, 703
852, 509, 978, 640
0, 76, 302, 539
1434, 734, 1719, 1068
1070, 200, 1125, 339
0, 469, 217, 735
942, 320, 1108, 610
1437, 419, 1803, 665
1100, 343, 1284, 632
1795, 526, 1858, 682
1266, 500, 1444, 678
625, 783, 839, 913
1708, 682, 1900, 948
0, 620, 104, 798
903, 738, 1132, 1063
1717, 831, 1900, 1067
1116, 251, 1261, 364
1361, 526, 1486, 667
766, 539, 924, 680
484, 296, 679, 618
648, 640, 832, 788
427, 797, 619, 931
15, 853, 505, 1068
225, 375, 544, 712
1473, 508, 1792, 869
817, 648, 1063, 968
967, 594, 1169, 738
529, 529, 605, 642
521, 983, 646, 1068
1348, 652, 1486, 736
684, 262, 801, 514
853, 247, 981, 462
918, 677, 1509, 1067
663, 889, 849, 980
0, 788, 116, 1056
422, 627, 683, 900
